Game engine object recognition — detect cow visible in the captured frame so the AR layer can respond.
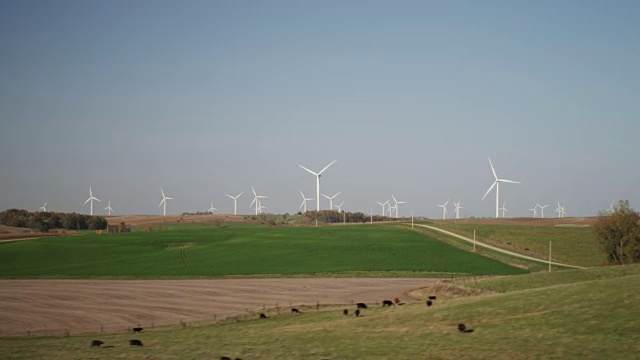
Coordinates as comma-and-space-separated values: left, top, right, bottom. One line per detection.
355, 309, 361, 317
132, 327, 144, 333
426, 300, 433, 307
259, 313, 268, 319
129, 339, 143, 347
291, 308, 300, 314
343, 309, 349, 316
356, 302, 368, 309
458, 323, 474, 333
90, 340, 104, 347
428, 296, 437, 300
382, 300, 394, 307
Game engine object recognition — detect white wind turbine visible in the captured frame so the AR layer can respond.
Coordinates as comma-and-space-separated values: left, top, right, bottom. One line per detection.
555, 202, 567, 218
299, 160, 337, 211
250, 186, 267, 216
481, 157, 520, 218
437, 199, 449, 220
334, 202, 344, 213
391, 194, 406, 218
454, 201, 463, 219
376, 200, 389, 217
105, 200, 114, 215
40, 202, 47, 212
387, 202, 396, 218
529, 206, 538, 218
208, 202, 217, 214
159, 187, 173, 216
500, 201, 509, 218
606, 203, 614, 215
84, 187, 101, 216
299, 190, 314, 213
225, 192, 243, 215
322, 192, 341, 211
537, 204, 549, 219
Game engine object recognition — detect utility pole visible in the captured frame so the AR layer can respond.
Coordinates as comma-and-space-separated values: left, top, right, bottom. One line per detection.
473, 230, 476, 252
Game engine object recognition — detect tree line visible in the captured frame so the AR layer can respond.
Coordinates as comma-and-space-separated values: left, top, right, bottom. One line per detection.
302, 210, 387, 223
0, 209, 108, 232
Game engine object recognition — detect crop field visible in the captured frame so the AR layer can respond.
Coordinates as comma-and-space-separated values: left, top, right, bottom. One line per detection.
2, 264, 638, 359
416, 222, 603, 268
0, 223, 526, 278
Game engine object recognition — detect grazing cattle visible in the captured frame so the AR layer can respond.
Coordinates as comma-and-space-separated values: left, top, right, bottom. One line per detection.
356, 302, 368, 309
259, 313, 268, 319
458, 323, 474, 333
343, 309, 349, 316
291, 308, 300, 314
220, 357, 232, 360
355, 309, 361, 317
426, 300, 433, 307
90, 340, 104, 347
132, 327, 144, 333
428, 296, 437, 300
382, 300, 394, 307
394, 297, 400, 304
129, 339, 143, 347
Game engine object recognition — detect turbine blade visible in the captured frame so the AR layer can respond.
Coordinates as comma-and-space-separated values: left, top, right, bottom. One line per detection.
159, 199, 165, 207
488, 157, 498, 180
226, 194, 234, 199
84, 198, 91, 205
251, 186, 257, 196
236, 192, 243, 198
482, 181, 497, 200
317, 160, 337, 175
498, 178, 520, 184
299, 165, 318, 176
322, 194, 330, 199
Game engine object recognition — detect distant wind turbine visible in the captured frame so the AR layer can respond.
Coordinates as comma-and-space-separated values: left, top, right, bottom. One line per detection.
529, 206, 538, 218
391, 194, 406, 218
40, 202, 47, 212
606, 202, 614, 216
299, 190, 314, 213
105, 200, 114, 215
376, 200, 389, 217
158, 187, 173, 216
334, 202, 344, 213
500, 201, 508, 218
537, 204, 549, 219
454, 201, 463, 219
84, 187, 101, 216
299, 160, 337, 211
225, 192, 243, 215
481, 157, 520, 218
437, 199, 449, 220
555, 202, 567, 218
249, 186, 267, 216
208, 202, 217, 214
322, 192, 341, 211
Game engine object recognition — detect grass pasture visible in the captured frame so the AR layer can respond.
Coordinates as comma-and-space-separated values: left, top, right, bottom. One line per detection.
0, 223, 526, 278
2, 264, 638, 359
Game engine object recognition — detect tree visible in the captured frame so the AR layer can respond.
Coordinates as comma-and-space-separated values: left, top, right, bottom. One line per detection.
594, 200, 640, 265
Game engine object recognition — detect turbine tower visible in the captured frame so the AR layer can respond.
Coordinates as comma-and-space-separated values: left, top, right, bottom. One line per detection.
249, 186, 267, 216
105, 200, 114, 215
225, 192, 243, 215
299, 160, 337, 211
159, 187, 173, 216
84, 187, 101, 216
529, 206, 538, 218
40, 202, 47, 212
391, 194, 406, 218
376, 200, 389, 217
437, 199, 449, 220
500, 201, 508, 218
481, 157, 520, 218
322, 192, 341, 211
299, 190, 314, 213
537, 204, 549, 219
208, 202, 217, 214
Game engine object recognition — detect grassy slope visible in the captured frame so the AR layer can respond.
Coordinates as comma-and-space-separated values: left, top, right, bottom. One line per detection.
419, 222, 604, 267
0, 223, 525, 278
2, 265, 639, 359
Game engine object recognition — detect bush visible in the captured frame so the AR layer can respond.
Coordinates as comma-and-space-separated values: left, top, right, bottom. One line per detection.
594, 200, 640, 265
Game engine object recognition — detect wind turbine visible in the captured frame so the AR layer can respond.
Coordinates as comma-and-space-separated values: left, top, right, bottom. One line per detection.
391, 194, 406, 218
387, 202, 396, 218
537, 204, 549, 219
376, 200, 389, 217
555, 202, 567, 218
529, 206, 538, 218
105, 200, 114, 215
322, 192, 341, 211
299, 160, 337, 211
249, 186, 267, 216
437, 199, 449, 220
481, 157, 520, 218
40, 202, 47, 212
225, 192, 243, 215
299, 190, 314, 213
208, 202, 217, 214
159, 187, 173, 216
500, 201, 508, 218
606, 203, 614, 215
454, 201, 463, 219
84, 187, 101, 216
334, 202, 344, 213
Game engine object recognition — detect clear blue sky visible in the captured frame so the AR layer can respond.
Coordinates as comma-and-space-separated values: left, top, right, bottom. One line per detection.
1, 0, 639, 218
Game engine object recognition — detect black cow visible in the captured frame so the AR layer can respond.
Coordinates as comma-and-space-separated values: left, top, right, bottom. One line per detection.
426, 300, 433, 307
355, 309, 361, 317
291, 308, 300, 314
132, 327, 144, 333
220, 357, 232, 360
129, 339, 143, 347
382, 300, 394, 307
343, 309, 349, 316
90, 340, 104, 347
458, 323, 474, 333
356, 302, 368, 309
259, 313, 268, 319
428, 296, 437, 300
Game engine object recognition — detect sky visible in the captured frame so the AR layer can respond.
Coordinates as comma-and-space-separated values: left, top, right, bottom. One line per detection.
1, 0, 639, 218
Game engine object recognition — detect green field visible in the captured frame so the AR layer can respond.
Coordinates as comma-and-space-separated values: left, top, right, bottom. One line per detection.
2, 264, 638, 359
415, 222, 603, 268
0, 223, 526, 278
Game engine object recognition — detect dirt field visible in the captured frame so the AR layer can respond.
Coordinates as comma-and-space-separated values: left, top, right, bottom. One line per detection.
106, 214, 256, 227
0, 278, 437, 336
